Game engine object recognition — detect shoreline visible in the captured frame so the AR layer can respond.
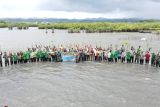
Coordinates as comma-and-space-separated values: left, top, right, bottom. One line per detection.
0, 27, 159, 34
1, 22, 160, 34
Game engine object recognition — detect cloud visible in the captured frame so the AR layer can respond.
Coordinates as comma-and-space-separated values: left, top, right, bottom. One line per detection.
38, 0, 160, 18
0, 0, 40, 11
0, 0, 160, 19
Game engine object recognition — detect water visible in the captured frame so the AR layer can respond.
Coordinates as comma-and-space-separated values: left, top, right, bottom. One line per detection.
0, 28, 160, 107
0, 62, 160, 107
0, 28, 160, 51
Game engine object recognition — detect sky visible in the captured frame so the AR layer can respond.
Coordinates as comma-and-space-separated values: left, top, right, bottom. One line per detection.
0, 0, 160, 19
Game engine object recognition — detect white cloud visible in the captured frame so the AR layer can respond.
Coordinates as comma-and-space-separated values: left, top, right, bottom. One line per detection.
0, 10, 130, 19
0, 0, 39, 11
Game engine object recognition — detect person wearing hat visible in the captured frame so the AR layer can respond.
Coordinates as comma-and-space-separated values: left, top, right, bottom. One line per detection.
3, 52, 9, 67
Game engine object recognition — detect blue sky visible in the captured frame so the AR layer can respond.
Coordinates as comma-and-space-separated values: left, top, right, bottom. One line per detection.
0, 0, 160, 19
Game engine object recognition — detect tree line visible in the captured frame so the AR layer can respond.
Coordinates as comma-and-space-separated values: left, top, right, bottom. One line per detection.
0, 21, 160, 33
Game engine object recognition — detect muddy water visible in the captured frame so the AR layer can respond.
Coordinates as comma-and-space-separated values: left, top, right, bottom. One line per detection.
0, 28, 160, 107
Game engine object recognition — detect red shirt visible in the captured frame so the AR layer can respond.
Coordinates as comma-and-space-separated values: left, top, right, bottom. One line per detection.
145, 53, 150, 60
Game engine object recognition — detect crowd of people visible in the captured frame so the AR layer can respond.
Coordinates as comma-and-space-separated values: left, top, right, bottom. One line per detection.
0, 44, 160, 68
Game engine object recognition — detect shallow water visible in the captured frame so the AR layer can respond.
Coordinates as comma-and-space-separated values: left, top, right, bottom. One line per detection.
0, 62, 160, 107
0, 28, 160, 52
0, 28, 160, 107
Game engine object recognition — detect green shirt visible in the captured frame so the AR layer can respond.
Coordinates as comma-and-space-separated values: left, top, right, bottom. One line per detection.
44, 51, 48, 58
23, 51, 30, 60
111, 51, 115, 59
36, 51, 41, 59
137, 48, 141, 55
126, 52, 131, 60
13, 53, 18, 61
114, 50, 119, 58
26, 51, 30, 60
151, 53, 155, 60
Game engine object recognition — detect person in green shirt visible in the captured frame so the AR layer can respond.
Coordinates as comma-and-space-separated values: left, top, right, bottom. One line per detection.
126, 51, 131, 63
40, 51, 45, 62
110, 51, 115, 62
44, 51, 49, 61
36, 50, 42, 62
23, 52, 26, 63
26, 51, 30, 62
23, 51, 30, 63
40, 51, 44, 62
13, 53, 18, 64
117, 50, 121, 61
114, 50, 119, 63
137, 46, 142, 54
40, 50, 45, 62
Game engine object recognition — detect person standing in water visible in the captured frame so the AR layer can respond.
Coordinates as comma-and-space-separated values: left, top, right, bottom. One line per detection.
121, 45, 125, 53
151, 52, 156, 66
107, 50, 111, 63
10, 52, 14, 65
3, 52, 9, 67
130, 46, 135, 63
140, 51, 145, 65
13, 52, 18, 65
126, 50, 131, 63
135, 46, 141, 64
114, 49, 119, 63
145, 51, 150, 65
155, 52, 160, 68
110, 50, 114, 62
121, 51, 126, 63
0, 52, 2, 67
159, 53, 160, 67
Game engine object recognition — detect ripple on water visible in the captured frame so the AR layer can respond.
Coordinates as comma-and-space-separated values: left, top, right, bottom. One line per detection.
0, 62, 160, 107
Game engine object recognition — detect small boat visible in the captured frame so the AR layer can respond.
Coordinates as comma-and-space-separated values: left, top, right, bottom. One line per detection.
62, 55, 76, 62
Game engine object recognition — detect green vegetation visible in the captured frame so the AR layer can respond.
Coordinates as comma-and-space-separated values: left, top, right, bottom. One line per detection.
0, 21, 36, 29
37, 22, 160, 33
68, 27, 81, 33
1, 21, 160, 33
0, 21, 7, 28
